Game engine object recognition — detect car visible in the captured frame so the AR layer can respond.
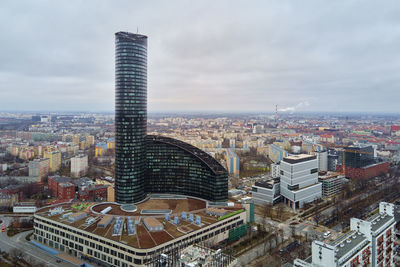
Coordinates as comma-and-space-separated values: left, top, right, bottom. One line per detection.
323, 231, 331, 238
56, 259, 62, 263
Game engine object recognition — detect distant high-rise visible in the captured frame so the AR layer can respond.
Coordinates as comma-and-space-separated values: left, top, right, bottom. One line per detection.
115, 32, 147, 204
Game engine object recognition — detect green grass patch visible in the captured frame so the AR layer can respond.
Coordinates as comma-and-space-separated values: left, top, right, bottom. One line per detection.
218, 209, 244, 221
71, 203, 91, 211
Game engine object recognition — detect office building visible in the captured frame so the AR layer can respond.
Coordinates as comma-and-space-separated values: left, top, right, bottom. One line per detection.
44, 151, 61, 172
114, 32, 148, 204
280, 154, 322, 211
28, 158, 50, 178
251, 178, 281, 205
113, 32, 227, 204
318, 172, 347, 198
33, 199, 250, 266
71, 155, 88, 177
146, 136, 228, 202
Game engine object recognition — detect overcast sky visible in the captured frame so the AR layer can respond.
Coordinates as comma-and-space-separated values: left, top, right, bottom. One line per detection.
1, 0, 400, 113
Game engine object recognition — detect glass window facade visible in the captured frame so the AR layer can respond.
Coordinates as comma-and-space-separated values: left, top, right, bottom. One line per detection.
115, 32, 147, 203
145, 135, 228, 202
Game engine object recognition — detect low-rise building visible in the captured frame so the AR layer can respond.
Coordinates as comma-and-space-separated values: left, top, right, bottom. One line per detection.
57, 182, 75, 200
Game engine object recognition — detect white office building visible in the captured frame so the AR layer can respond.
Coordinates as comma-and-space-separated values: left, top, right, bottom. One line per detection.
280, 154, 322, 211
251, 178, 280, 205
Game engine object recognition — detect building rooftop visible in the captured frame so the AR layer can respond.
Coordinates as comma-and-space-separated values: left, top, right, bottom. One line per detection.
254, 178, 280, 189
330, 231, 369, 261
36, 196, 244, 249
283, 154, 316, 164
366, 213, 394, 233
318, 172, 344, 180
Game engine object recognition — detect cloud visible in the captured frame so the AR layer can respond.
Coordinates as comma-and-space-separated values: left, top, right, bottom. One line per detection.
0, 0, 400, 113
278, 101, 310, 113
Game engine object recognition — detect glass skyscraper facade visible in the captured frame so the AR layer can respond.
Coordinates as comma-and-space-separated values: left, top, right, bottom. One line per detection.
145, 135, 228, 202
114, 31, 227, 204
115, 32, 147, 203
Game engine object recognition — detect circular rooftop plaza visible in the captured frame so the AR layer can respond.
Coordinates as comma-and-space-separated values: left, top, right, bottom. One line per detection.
90, 195, 207, 217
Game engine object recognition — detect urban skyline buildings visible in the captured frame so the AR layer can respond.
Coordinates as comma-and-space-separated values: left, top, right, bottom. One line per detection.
115, 32, 148, 204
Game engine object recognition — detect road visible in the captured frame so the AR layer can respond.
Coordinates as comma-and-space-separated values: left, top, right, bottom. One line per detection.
0, 215, 75, 267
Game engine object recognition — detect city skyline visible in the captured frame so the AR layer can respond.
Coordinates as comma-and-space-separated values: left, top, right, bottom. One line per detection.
1, 0, 400, 113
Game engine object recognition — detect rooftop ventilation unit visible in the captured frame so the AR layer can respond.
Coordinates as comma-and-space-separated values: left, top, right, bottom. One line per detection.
181, 212, 187, 220
174, 216, 180, 225
100, 206, 112, 215
195, 215, 201, 225
188, 213, 194, 222
49, 207, 64, 216
165, 213, 170, 221
112, 216, 123, 236
127, 217, 136, 236
61, 212, 73, 219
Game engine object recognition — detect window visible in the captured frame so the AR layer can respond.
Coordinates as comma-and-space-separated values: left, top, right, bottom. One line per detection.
311, 168, 318, 174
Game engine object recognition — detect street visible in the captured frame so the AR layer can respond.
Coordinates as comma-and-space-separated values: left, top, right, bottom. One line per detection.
0, 215, 75, 267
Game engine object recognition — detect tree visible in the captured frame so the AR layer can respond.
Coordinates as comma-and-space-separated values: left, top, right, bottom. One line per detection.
9, 248, 24, 264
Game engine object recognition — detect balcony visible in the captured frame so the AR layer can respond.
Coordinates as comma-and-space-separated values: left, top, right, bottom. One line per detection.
377, 255, 384, 263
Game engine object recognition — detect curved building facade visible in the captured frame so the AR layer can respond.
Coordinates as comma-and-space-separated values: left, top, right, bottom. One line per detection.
145, 135, 228, 202
115, 32, 147, 203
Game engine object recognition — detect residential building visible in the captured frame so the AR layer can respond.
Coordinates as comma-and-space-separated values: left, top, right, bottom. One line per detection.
44, 151, 61, 172
350, 202, 396, 267
71, 155, 88, 177
57, 182, 75, 200
0, 193, 18, 207
28, 158, 50, 178
293, 202, 397, 267
86, 135, 95, 146
280, 154, 322, 211
226, 149, 240, 177
268, 143, 288, 163
48, 176, 71, 197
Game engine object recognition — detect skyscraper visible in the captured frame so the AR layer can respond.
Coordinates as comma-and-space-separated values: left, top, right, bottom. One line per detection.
115, 32, 147, 204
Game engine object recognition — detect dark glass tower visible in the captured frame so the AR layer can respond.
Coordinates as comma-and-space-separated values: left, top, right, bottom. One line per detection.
115, 32, 147, 204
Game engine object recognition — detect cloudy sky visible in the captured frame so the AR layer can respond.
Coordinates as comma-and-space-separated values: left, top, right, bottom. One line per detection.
1, 0, 400, 113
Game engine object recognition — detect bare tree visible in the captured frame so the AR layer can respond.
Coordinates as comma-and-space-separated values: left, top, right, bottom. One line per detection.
9, 248, 24, 264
